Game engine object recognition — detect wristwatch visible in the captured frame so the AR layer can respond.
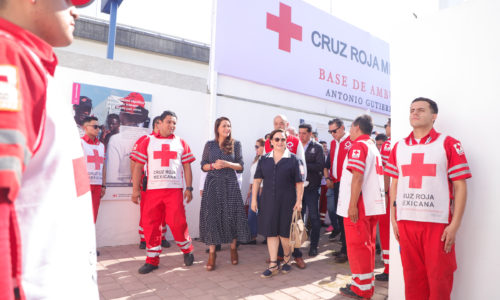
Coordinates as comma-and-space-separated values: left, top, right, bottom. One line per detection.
185, 186, 193, 192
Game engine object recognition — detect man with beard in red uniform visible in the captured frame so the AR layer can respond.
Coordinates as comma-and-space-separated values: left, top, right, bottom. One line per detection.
338, 115, 386, 299
0, 1, 98, 299
375, 118, 391, 282
131, 116, 170, 249
131, 110, 195, 274
264, 114, 307, 269
385, 98, 471, 300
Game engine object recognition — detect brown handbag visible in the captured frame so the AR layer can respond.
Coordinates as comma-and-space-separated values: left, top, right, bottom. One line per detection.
289, 210, 308, 250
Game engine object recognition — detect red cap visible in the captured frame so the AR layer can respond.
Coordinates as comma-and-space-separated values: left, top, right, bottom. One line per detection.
120, 92, 146, 114
72, 0, 95, 8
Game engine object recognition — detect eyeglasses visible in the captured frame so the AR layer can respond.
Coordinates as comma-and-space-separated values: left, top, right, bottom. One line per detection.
254, 145, 260, 149
87, 125, 101, 130
328, 127, 340, 134
273, 138, 286, 142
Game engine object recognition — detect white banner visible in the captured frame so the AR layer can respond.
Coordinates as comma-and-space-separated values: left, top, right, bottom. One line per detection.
215, 0, 391, 115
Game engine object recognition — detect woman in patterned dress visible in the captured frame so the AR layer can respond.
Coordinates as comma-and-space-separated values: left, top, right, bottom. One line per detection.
200, 117, 250, 271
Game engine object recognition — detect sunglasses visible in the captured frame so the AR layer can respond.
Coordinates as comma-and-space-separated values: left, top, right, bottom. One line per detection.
328, 128, 340, 134
273, 138, 286, 142
87, 124, 101, 130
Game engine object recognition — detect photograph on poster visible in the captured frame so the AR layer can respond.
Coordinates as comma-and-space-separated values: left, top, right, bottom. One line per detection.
71, 83, 153, 193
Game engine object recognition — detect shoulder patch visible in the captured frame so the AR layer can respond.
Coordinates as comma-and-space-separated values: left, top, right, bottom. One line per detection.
0, 65, 20, 111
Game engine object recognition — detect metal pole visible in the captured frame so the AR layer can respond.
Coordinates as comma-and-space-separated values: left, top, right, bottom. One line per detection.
106, 0, 118, 59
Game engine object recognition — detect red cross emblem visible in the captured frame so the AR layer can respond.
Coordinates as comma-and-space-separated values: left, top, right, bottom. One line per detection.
352, 149, 360, 158
266, 2, 302, 52
453, 143, 464, 155
401, 153, 436, 189
154, 144, 177, 167
87, 149, 104, 169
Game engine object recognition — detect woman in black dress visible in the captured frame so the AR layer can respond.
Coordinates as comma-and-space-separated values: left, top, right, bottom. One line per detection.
251, 129, 304, 278
200, 117, 250, 271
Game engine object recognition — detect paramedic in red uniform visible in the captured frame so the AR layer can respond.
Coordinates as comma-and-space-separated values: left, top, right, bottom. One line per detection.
375, 118, 391, 282
81, 116, 106, 223
0, 1, 98, 299
130, 110, 195, 274
385, 98, 471, 300
131, 116, 170, 249
337, 115, 386, 299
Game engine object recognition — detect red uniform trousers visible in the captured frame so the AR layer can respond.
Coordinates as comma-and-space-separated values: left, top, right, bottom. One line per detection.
398, 220, 456, 300
378, 194, 390, 274
0, 201, 24, 300
138, 191, 168, 242
90, 185, 102, 224
344, 197, 378, 299
143, 188, 193, 266
319, 185, 328, 224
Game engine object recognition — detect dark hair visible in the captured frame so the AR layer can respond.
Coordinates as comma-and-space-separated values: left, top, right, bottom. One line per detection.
298, 123, 312, 133
215, 117, 234, 154
352, 114, 373, 135
82, 116, 98, 125
412, 97, 438, 114
387, 118, 391, 125
319, 140, 327, 145
107, 113, 120, 124
253, 138, 266, 163
159, 110, 177, 121
152, 116, 161, 126
375, 133, 388, 142
268, 129, 286, 149
328, 118, 343, 128
264, 133, 271, 140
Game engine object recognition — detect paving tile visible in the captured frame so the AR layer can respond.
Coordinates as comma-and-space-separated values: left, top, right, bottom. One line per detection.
97, 232, 388, 300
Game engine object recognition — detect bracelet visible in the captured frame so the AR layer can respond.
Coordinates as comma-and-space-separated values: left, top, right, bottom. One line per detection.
210, 163, 214, 170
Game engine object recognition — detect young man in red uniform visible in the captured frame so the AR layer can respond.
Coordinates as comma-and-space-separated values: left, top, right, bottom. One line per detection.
323, 118, 353, 263
385, 98, 471, 300
0, 1, 98, 299
265, 114, 307, 269
131, 116, 170, 249
81, 116, 106, 223
375, 118, 391, 282
130, 110, 195, 274
337, 115, 386, 299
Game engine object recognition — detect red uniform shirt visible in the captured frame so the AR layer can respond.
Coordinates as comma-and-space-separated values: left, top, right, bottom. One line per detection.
345, 134, 371, 175
380, 137, 391, 167
328, 135, 353, 182
385, 128, 471, 199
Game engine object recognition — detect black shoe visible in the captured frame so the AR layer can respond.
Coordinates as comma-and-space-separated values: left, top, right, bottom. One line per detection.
161, 239, 171, 248
96, 250, 100, 256
375, 272, 389, 281
241, 240, 257, 245
139, 241, 146, 249
183, 252, 194, 266
205, 244, 221, 253
339, 285, 363, 299
335, 253, 348, 263
329, 230, 340, 241
138, 263, 158, 274
308, 247, 318, 257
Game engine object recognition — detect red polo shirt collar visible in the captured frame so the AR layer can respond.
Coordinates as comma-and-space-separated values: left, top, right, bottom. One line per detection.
154, 132, 175, 139
0, 17, 58, 76
82, 135, 100, 145
354, 134, 371, 142
405, 128, 440, 145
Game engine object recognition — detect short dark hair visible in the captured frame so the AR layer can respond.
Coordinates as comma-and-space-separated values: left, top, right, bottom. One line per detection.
319, 140, 327, 145
412, 97, 438, 114
375, 133, 388, 142
82, 116, 98, 125
298, 123, 312, 133
159, 110, 177, 121
107, 113, 120, 124
328, 118, 343, 128
152, 116, 161, 126
352, 114, 373, 135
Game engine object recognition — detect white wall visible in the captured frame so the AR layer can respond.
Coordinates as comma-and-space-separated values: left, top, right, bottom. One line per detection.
388, 0, 499, 298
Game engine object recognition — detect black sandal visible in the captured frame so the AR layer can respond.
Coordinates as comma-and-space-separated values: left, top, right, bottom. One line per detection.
261, 260, 280, 278
281, 254, 292, 273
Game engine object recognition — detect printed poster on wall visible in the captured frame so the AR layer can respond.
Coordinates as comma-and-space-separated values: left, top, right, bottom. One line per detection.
215, 0, 391, 115
71, 82, 153, 200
